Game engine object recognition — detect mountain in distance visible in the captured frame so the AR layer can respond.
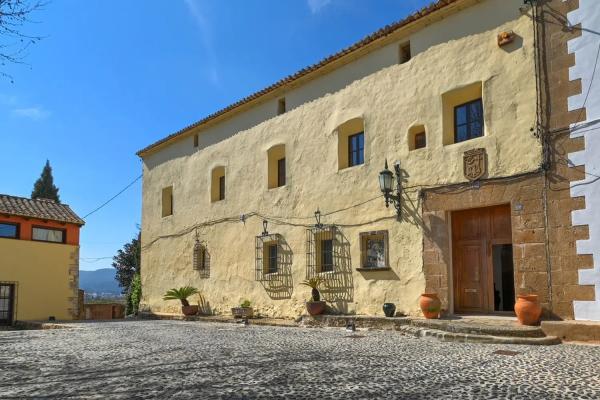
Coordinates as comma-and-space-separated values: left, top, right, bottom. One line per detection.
79, 268, 123, 297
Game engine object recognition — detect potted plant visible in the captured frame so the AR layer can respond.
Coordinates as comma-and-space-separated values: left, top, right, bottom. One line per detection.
163, 286, 200, 316
232, 299, 254, 319
301, 277, 326, 316
514, 294, 542, 325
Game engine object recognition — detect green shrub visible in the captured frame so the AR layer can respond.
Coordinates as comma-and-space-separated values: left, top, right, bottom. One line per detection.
240, 299, 251, 308
126, 273, 142, 315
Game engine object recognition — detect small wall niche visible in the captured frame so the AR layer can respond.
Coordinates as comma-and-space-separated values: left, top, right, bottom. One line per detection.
277, 98, 286, 115
210, 166, 225, 202
267, 144, 286, 189
399, 42, 411, 64
408, 125, 427, 151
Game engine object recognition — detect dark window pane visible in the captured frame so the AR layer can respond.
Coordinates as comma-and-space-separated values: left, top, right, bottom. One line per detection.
268, 244, 278, 274
456, 106, 467, 125
470, 121, 483, 138
456, 125, 468, 143
348, 132, 364, 167
219, 175, 225, 200
454, 99, 483, 143
277, 158, 286, 187
0, 224, 17, 238
470, 100, 483, 122
414, 132, 426, 149
321, 239, 333, 272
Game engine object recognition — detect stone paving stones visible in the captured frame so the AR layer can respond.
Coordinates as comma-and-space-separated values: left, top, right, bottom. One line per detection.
0, 320, 599, 399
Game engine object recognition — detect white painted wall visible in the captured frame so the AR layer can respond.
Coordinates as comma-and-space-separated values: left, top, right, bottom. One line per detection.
567, 0, 600, 320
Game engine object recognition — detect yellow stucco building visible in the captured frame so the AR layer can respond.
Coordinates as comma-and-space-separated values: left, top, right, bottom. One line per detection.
0, 195, 83, 323
138, 0, 551, 318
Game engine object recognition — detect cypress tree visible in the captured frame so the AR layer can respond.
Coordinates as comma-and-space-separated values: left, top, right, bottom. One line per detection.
31, 160, 60, 202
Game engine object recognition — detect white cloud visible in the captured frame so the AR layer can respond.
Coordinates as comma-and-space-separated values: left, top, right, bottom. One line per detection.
307, 0, 332, 14
183, 0, 220, 86
12, 106, 50, 120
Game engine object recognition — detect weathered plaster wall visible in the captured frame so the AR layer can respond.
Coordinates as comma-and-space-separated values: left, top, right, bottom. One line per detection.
0, 239, 79, 321
140, 0, 540, 318
566, 0, 600, 320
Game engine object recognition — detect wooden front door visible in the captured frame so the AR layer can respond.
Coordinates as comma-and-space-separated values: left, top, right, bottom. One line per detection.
452, 205, 512, 313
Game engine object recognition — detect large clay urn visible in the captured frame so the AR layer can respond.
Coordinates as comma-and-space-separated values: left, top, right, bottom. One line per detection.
419, 293, 441, 319
306, 301, 326, 316
514, 294, 542, 325
181, 305, 199, 316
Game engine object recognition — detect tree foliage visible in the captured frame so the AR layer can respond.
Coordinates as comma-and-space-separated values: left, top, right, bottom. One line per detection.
0, 0, 46, 82
31, 160, 60, 202
112, 232, 141, 293
126, 273, 141, 315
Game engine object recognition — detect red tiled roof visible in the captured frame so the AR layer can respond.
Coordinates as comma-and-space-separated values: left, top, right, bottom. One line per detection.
0, 194, 85, 226
137, 0, 459, 156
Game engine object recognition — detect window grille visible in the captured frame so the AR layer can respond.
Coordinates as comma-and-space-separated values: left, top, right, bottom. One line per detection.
193, 239, 210, 278
255, 233, 284, 282
306, 224, 353, 302
306, 224, 341, 277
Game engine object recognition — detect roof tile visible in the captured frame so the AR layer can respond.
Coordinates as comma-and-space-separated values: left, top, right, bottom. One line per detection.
0, 194, 85, 226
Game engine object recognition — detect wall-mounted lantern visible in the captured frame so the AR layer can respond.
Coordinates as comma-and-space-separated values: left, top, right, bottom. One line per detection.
378, 159, 402, 220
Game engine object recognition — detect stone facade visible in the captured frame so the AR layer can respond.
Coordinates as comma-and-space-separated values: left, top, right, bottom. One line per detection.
538, 0, 598, 319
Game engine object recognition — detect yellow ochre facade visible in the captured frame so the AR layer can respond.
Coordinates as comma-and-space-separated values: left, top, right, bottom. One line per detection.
139, 0, 542, 318
0, 239, 79, 321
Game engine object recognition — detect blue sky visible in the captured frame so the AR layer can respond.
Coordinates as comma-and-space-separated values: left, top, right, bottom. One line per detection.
0, 0, 431, 271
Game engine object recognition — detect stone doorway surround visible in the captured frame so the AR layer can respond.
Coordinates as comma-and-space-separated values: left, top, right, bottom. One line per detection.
421, 172, 550, 315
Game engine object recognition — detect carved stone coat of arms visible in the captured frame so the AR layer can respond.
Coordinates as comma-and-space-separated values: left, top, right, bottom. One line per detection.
463, 148, 487, 181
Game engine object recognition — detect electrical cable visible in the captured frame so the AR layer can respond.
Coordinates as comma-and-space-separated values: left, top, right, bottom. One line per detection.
82, 174, 142, 219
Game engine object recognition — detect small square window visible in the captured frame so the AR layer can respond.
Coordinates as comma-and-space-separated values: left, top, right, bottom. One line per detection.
348, 132, 364, 167
454, 99, 483, 143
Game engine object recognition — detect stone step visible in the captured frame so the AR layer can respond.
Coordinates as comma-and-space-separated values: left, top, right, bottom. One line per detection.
410, 318, 546, 338
399, 325, 561, 346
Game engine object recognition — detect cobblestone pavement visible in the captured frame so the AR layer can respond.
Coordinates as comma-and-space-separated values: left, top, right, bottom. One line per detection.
1, 320, 600, 399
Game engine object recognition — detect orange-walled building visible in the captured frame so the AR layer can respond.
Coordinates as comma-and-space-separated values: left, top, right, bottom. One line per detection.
0, 194, 84, 324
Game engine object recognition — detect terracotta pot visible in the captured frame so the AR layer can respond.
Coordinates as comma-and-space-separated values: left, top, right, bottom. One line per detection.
383, 303, 396, 318
419, 293, 441, 319
514, 294, 542, 326
306, 301, 326, 316
231, 307, 254, 319
181, 305, 199, 316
